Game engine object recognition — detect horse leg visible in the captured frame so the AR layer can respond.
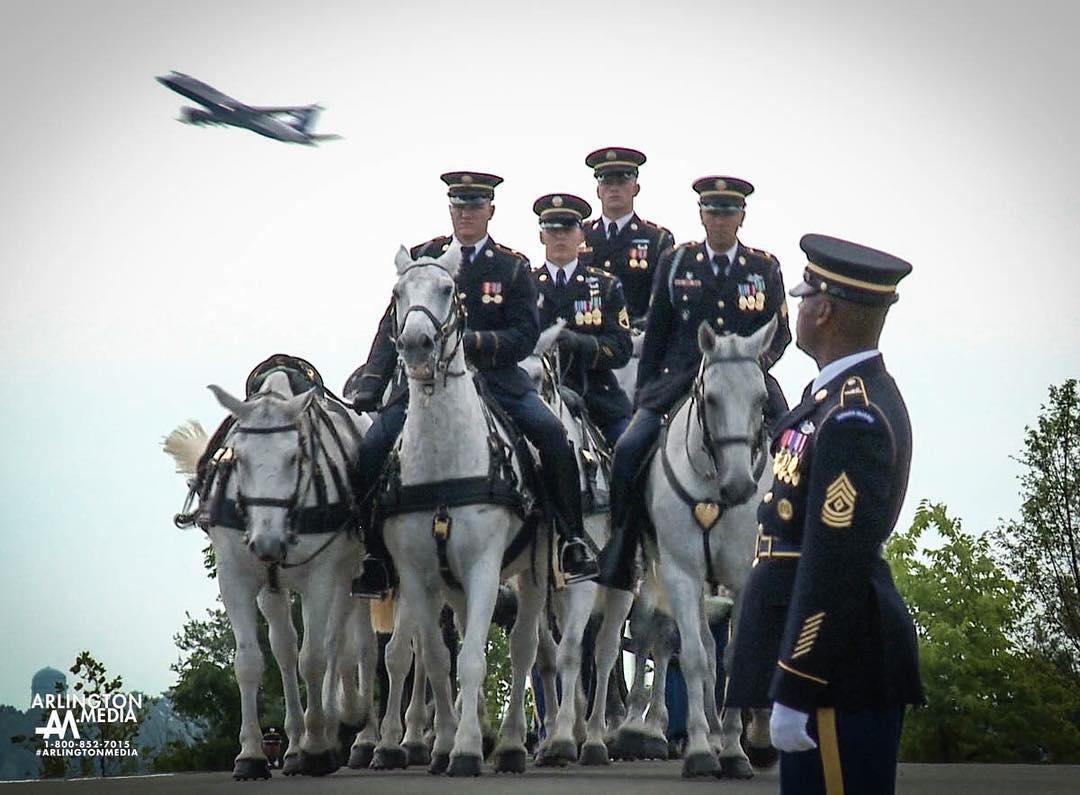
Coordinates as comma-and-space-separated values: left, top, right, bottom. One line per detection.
535, 614, 560, 737
218, 571, 269, 780
640, 629, 672, 760
348, 599, 380, 769
700, 606, 725, 755
493, 568, 546, 774
256, 587, 304, 775
448, 553, 501, 776
582, 586, 634, 764
660, 566, 717, 777
743, 707, 778, 769
407, 580, 457, 776
537, 581, 595, 766
372, 605, 413, 770
296, 572, 348, 775
402, 638, 431, 765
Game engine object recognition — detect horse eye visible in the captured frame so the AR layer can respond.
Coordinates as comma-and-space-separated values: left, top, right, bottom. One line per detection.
441, 284, 453, 296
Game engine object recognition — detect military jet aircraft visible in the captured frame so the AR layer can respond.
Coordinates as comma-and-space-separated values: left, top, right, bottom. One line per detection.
156, 71, 341, 145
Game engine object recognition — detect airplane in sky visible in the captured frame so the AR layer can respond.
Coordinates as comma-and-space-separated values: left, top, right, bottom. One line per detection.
156, 71, 341, 145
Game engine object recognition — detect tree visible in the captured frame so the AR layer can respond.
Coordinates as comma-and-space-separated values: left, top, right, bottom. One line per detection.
886, 501, 1080, 762
997, 379, 1080, 672
66, 652, 148, 777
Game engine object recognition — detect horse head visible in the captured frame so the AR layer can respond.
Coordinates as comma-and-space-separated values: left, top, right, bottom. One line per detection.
208, 373, 315, 563
392, 245, 464, 382
521, 318, 567, 394
695, 317, 777, 506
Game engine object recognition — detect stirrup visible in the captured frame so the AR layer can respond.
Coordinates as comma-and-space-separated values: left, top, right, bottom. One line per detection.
349, 558, 394, 599
560, 540, 599, 585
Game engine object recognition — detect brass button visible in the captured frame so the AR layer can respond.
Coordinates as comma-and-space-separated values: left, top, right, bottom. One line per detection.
763, 491, 773, 503
717, 300, 725, 309
777, 498, 794, 521
757, 523, 764, 532
682, 295, 689, 302
604, 260, 611, 268
716, 317, 725, 327
662, 367, 670, 374
814, 389, 828, 402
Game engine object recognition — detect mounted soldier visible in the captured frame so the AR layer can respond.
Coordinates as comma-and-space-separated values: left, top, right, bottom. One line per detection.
531, 192, 634, 445
597, 175, 792, 592
347, 171, 599, 599
580, 147, 675, 325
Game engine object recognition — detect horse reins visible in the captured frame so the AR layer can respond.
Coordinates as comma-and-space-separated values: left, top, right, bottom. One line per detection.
393, 261, 469, 389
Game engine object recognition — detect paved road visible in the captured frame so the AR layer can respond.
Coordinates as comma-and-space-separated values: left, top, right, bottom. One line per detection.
3, 761, 1078, 794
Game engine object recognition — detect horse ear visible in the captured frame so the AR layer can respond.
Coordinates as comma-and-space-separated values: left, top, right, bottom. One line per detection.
438, 244, 462, 279
208, 384, 253, 420
534, 318, 566, 355
394, 245, 413, 274
697, 320, 719, 357
747, 315, 778, 358
282, 388, 316, 420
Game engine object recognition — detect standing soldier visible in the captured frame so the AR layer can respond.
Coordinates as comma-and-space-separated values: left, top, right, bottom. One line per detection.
532, 192, 634, 444
597, 176, 791, 591
347, 171, 598, 598
581, 147, 675, 325
726, 234, 922, 795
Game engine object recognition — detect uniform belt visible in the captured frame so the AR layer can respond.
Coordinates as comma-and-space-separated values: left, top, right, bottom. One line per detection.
754, 533, 801, 564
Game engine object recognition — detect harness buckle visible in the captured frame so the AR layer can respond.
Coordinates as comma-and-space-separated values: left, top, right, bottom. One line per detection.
432, 505, 452, 539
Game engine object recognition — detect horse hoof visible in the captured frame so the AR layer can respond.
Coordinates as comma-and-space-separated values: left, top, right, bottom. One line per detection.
232, 757, 270, 780
404, 741, 431, 766
639, 734, 670, 760
493, 746, 526, 773
371, 745, 408, 770
299, 749, 338, 777
447, 753, 482, 777
282, 753, 302, 776
745, 744, 779, 770
579, 742, 609, 766
681, 750, 720, 778
429, 751, 450, 775
535, 738, 576, 767
718, 755, 755, 779
608, 728, 642, 760
348, 743, 375, 770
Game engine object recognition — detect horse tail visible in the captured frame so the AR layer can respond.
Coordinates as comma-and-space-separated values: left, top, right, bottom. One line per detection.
162, 420, 209, 475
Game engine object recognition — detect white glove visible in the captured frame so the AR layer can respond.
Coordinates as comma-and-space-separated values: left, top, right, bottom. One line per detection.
769, 702, 817, 752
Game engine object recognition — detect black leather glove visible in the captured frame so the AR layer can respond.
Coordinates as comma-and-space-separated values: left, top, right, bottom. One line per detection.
351, 391, 380, 414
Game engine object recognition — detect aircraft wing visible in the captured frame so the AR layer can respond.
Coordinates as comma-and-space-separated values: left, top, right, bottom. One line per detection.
247, 105, 319, 115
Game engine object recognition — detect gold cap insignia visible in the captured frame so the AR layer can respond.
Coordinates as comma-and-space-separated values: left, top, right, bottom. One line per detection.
460, 174, 473, 184
552, 195, 564, 207
714, 179, 727, 191
821, 472, 857, 528
605, 150, 617, 161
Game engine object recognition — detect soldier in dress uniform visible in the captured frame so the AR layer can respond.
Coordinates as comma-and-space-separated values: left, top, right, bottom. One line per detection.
725, 234, 923, 795
596, 176, 792, 591
347, 171, 599, 598
531, 192, 633, 444
581, 147, 675, 325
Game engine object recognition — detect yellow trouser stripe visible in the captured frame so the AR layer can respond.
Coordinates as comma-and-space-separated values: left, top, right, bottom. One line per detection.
816, 707, 844, 795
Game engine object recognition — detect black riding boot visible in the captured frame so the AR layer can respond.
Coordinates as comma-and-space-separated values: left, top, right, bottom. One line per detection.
349, 476, 397, 599
596, 479, 639, 592
545, 462, 599, 585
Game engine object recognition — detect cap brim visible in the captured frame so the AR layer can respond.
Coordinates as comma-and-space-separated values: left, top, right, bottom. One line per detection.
789, 279, 816, 298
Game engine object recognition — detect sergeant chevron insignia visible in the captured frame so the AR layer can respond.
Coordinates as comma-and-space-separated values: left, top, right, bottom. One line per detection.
821, 471, 857, 528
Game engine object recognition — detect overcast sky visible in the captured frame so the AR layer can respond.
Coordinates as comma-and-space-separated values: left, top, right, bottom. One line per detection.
1, 0, 1077, 708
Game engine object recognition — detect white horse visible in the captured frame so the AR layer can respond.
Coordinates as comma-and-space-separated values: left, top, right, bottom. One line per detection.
380, 244, 550, 776
638, 319, 776, 778
164, 371, 376, 778
520, 323, 635, 766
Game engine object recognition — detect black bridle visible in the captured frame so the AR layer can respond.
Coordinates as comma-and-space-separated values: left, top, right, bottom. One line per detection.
687, 354, 769, 484
232, 416, 307, 548
393, 261, 468, 388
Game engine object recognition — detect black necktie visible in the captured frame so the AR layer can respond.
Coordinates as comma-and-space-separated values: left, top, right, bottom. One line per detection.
461, 245, 475, 266
607, 221, 618, 242
712, 253, 729, 277
556, 268, 567, 289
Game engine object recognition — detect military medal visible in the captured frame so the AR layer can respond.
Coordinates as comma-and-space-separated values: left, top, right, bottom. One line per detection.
575, 311, 585, 325
775, 429, 809, 484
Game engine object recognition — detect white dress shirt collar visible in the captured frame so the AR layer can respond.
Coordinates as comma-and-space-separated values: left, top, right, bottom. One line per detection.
453, 235, 489, 260
704, 240, 740, 275
545, 259, 579, 283
601, 211, 635, 235
812, 349, 880, 393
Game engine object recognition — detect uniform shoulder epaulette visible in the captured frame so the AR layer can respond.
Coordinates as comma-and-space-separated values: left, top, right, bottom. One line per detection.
743, 245, 778, 262
676, 240, 701, 251
584, 265, 615, 282
640, 218, 672, 235
412, 235, 451, 258
822, 376, 882, 427
492, 241, 527, 261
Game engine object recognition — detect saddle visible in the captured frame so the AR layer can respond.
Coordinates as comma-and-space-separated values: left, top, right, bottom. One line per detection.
373, 377, 545, 589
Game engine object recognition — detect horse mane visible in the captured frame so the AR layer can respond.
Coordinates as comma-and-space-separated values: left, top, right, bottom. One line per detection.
162, 420, 209, 475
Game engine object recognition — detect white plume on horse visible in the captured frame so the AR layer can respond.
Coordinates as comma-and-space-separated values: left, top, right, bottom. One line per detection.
162, 420, 208, 474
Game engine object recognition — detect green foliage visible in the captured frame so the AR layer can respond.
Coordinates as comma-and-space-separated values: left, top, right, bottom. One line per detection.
483, 625, 513, 728
996, 379, 1080, 671
68, 652, 147, 777
886, 501, 1080, 762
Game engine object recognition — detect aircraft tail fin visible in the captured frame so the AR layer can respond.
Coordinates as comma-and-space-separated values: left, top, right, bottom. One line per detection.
290, 105, 320, 134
